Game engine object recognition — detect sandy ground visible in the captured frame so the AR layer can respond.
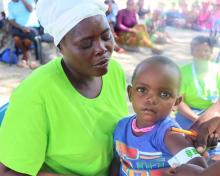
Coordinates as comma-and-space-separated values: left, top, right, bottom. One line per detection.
0, 27, 217, 108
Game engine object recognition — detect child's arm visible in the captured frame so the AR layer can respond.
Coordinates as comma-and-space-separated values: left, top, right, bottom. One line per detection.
164, 129, 208, 168
109, 156, 120, 176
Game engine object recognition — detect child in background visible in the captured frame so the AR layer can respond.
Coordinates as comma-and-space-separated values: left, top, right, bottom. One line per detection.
176, 36, 220, 130
110, 56, 207, 176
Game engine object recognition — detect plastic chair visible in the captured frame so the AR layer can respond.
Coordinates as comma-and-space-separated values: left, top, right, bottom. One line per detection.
34, 33, 54, 64
0, 103, 8, 125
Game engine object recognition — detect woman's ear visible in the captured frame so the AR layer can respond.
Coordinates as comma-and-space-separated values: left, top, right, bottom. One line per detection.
127, 85, 132, 102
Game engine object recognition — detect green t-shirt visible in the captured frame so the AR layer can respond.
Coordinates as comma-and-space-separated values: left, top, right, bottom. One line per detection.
0, 58, 128, 176
180, 61, 220, 109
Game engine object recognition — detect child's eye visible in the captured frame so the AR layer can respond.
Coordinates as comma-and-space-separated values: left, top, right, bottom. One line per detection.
136, 87, 146, 93
160, 91, 172, 99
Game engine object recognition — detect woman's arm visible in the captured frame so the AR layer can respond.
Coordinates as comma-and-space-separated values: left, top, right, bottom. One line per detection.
109, 156, 120, 176
196, 100, 220, 125
20, 0, 33, 12
0, 163, 79, 176
177, 102, 199, 122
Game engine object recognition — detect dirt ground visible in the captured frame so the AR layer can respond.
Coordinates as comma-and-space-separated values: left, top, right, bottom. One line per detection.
0, 27, 217, 107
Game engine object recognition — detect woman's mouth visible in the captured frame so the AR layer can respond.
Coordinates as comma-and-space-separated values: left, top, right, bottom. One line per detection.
93, 59, 109, 68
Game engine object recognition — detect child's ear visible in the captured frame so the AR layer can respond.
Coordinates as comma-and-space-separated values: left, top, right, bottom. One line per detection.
172, 96, 182, 112
127, 85, 132, 102
174, 96, 182, 106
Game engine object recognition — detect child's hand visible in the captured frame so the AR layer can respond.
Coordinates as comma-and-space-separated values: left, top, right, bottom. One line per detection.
163, 164, 204, 176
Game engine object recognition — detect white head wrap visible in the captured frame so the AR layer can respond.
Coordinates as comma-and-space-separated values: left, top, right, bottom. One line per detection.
36, 0, 108, 46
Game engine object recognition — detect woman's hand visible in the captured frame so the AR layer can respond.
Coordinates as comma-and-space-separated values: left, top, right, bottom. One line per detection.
22, 27, 30, 33
129, 28, 138, 34
190, 116, 220, 153
163, 164, 204, 176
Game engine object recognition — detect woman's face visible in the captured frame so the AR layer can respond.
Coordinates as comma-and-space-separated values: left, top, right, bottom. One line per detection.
60, 15, 114, 77
127, 0, 136, 11
192, 43, 213, 61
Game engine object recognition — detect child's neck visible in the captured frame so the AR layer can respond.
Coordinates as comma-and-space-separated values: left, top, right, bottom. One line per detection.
132, 118, 155, 136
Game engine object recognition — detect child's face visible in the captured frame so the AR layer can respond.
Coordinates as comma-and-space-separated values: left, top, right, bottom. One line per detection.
128, 63, 182, 127
192, 43, 213, 61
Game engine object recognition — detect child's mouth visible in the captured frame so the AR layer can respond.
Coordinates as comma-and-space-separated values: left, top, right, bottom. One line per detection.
141, 108, 156, 114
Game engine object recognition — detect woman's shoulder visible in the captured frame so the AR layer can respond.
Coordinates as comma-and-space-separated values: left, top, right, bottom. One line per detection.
108, 58, 124, 74
180, 62, 192, 70
12, 58, 62, 96
118, 8, 127, 15
180, 63, 193, 76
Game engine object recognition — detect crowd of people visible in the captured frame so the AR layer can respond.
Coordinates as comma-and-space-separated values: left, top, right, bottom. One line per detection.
1, 0, 220, 65
0, 0, 220, 176
165, 0, 220, 32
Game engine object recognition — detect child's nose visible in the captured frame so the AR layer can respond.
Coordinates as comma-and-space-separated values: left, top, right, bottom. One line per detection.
144, 93, 159, 105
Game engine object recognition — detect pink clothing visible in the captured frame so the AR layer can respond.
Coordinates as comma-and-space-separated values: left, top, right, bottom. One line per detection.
196, 3, 212, 30
116, 9, 137, 32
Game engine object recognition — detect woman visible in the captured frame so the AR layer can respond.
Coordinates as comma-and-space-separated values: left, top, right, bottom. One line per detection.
192, 2, 212, 31
176, 36, 220, 130
116, 0, 161, 53
0, 0, 128, 175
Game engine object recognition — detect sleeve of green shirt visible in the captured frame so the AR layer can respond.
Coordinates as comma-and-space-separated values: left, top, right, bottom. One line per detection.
0, 89, 48, 175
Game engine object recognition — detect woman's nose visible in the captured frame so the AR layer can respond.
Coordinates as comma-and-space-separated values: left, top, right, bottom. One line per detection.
94, 39, 107, 55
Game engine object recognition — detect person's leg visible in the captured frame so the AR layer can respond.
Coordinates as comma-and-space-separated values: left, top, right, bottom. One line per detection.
13, 36, 24, 53
14, 36, 30, 68
23, 38, 32, 61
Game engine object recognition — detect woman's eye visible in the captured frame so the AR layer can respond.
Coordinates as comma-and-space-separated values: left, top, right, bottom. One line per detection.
79, 40, 92, 49
136, 87, 146, 93
102, 33, 112, 41
160, 91, 172, 99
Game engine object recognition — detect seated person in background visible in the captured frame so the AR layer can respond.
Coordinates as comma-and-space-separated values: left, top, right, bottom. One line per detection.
192, 2, 212, 31
176, 36, 220, 130
116, 0, 162, 53
105, 0, 124, 53
137, 0, 150, 20
210, 0, 220, 33
0, 12, 5, 29
166, 2, 185, 28
184, 2, 200, 29
7, 0, 40, 68
146, 9, 172, 44
110, 56, 207, 176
